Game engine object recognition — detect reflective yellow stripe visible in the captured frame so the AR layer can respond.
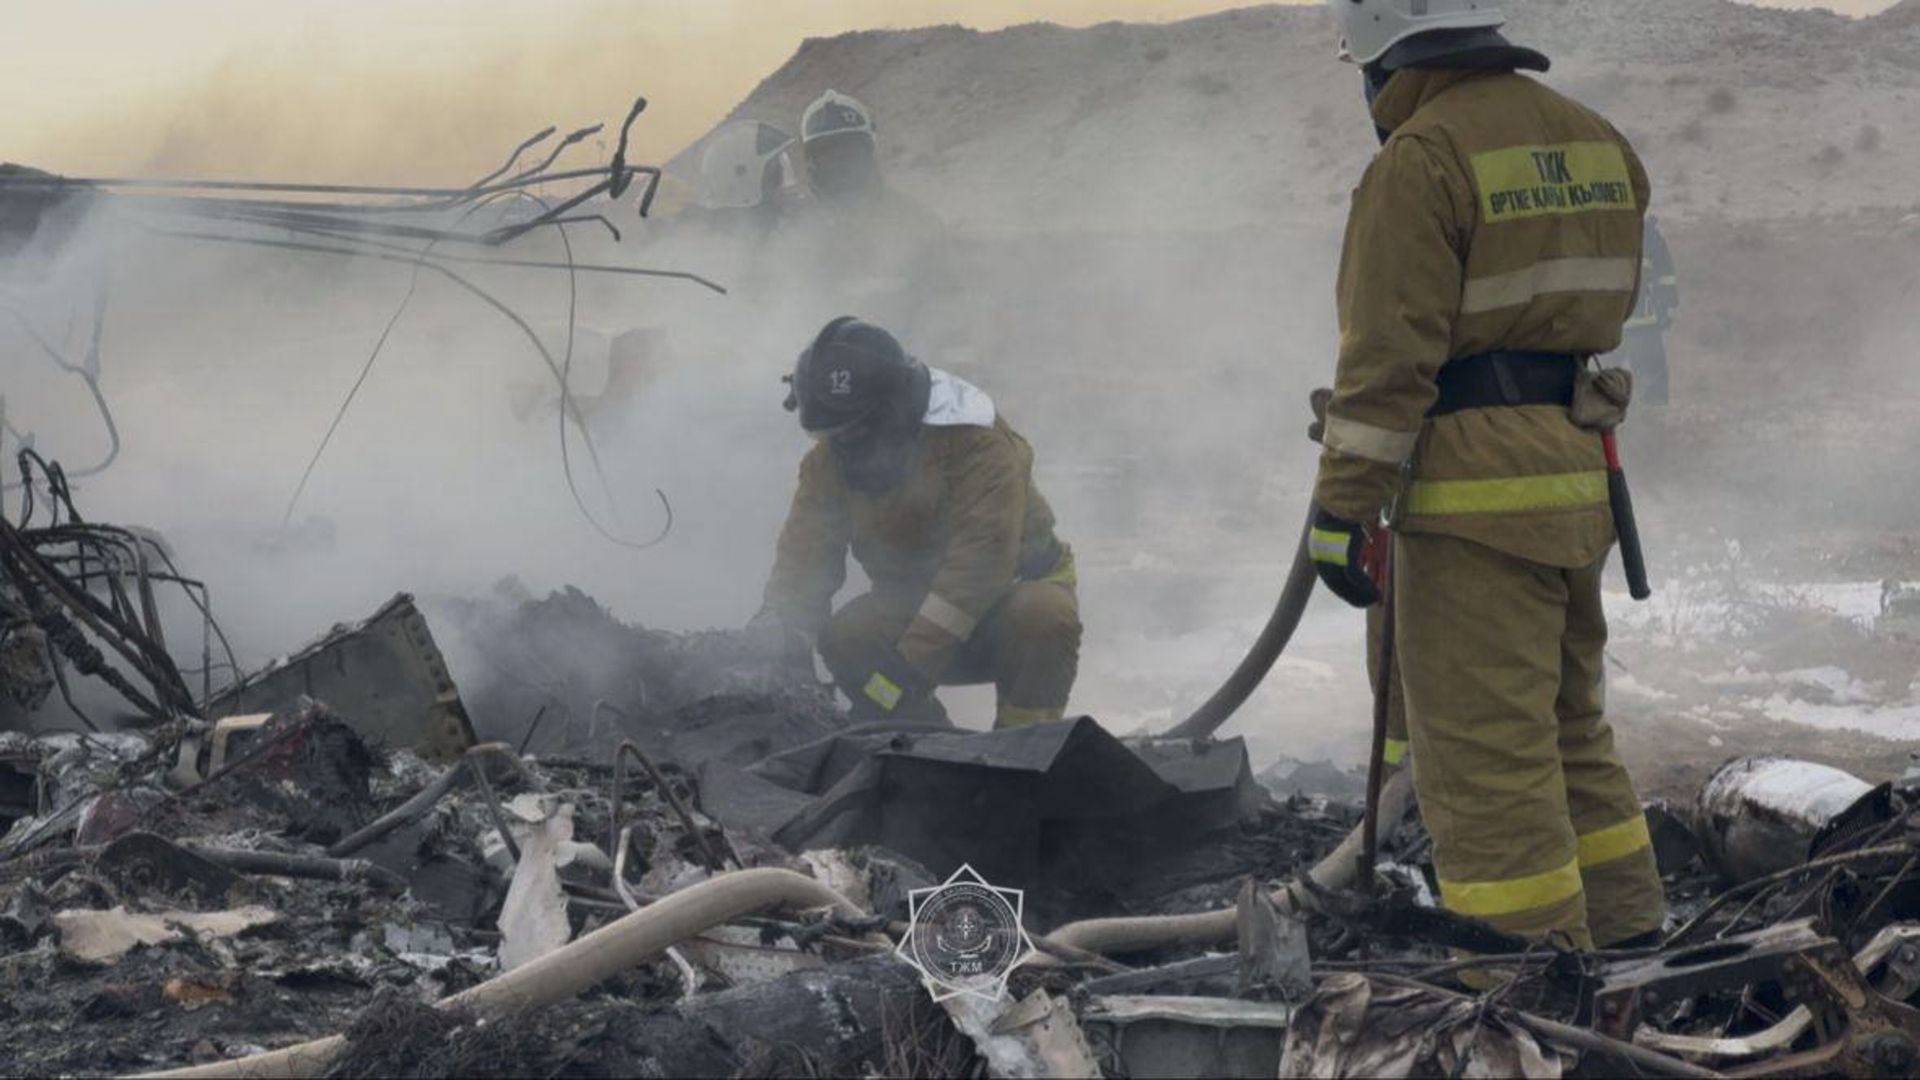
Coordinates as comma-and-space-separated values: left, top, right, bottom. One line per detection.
1460, 257, 1639, 314
1324, 416, 1419, 465
1307, 528, 1350, 566
1405, 471, 1608, 516
1578, 814, 1653, 868
1040, 549, 1078, 589
1440, 856, 1583, 918
863, 672, 903, 711
997, 704, 1063, 728
1383, 738, 1409, 766
915, 592, 977, 641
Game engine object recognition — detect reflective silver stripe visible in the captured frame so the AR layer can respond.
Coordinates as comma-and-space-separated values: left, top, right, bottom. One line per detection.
1307, 529, 1350, 566
1460, 257, 1639, 315
916, 592, 977, 640
1323, 416, 1418, 465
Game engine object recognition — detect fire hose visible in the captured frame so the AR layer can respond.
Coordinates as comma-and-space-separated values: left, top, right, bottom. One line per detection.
1162, 505, 1319, 740
1169, 383, 1649, 742
1048, 768, 1415, 955
133, 868, 870, 1079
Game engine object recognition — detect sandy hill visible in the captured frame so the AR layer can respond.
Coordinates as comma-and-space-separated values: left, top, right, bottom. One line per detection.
673, 0, 1920, 229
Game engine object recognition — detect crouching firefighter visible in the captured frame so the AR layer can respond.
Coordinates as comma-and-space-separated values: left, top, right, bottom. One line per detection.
1308, 0, 1666, 951
749, 316, 1081, 729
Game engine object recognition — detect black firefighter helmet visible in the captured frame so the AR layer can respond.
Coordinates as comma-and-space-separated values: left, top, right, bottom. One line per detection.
783, 317, 932, 493
783, 316, 930, 438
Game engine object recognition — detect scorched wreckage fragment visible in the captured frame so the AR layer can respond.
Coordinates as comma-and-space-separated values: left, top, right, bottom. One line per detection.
4, 0, 1920, 1076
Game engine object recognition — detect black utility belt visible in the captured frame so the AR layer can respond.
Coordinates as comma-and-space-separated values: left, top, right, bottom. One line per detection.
1428, 351, 1582, 419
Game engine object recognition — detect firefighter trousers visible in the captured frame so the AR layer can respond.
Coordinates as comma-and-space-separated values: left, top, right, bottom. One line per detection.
818, 580, 1081, 729
1395, 531, 1666, 949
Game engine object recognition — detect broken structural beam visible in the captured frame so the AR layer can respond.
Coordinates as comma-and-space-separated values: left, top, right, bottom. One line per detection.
210, 593, 476, 760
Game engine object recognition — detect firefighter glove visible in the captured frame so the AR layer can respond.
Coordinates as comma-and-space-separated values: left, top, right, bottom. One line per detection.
860, 649, 930, 715
1309, 506, 1388, 609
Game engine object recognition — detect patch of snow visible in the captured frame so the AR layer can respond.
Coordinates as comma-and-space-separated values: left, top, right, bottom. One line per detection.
1755, 695, 1920, 740
1613, 672, 1676, 701
1778, 666, 1882, 705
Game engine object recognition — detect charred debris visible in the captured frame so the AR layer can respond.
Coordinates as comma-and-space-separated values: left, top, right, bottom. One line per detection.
2, 87, 1917, 1080
0, 474, 1917, 1078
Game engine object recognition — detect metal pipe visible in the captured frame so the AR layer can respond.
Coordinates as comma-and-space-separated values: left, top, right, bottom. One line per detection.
134, 868, 867, 1079
610, 733, 736, 872
325, 743, 525, 859
183, 845, 404, 892
0, 167, 606, 199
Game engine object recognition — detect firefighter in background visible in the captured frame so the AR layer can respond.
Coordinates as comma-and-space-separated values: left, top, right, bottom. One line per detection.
1308, 0, 1666, 951
1617, 214, 1678, 406
779, 90, 953, 346
694, 119, 801, 243
750, 317, 1080, 729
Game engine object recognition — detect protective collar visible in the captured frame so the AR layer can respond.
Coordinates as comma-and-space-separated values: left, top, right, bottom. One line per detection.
1369, 67, 1492, 135
1380, 26, 1549, 76
923, 369, 996, 428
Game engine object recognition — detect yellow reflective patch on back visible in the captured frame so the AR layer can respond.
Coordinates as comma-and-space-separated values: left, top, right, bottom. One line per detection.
1471, 141, 1636, 224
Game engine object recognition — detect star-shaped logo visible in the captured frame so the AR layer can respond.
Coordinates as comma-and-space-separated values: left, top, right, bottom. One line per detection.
895, 864, 1035, 1003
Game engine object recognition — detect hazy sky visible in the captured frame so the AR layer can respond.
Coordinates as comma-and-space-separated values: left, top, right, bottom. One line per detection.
0, 0, 1897, 182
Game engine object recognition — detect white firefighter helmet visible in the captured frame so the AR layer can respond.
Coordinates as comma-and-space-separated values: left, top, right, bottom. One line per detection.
801, 90, 875, 145
1325, 0, 1505, 65
698, 120, 795, 209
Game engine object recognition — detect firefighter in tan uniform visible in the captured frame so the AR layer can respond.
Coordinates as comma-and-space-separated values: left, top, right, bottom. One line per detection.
1309, 0, 1666, 950
753, 316, 1081, 729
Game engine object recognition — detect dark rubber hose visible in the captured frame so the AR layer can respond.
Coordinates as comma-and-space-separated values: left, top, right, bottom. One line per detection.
1164, 506, 1318, 739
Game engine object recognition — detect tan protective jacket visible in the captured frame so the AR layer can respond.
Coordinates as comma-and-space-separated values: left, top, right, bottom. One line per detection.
1313, 69, 1651, 568
763, 417, 1067, 680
